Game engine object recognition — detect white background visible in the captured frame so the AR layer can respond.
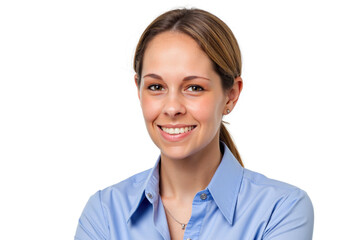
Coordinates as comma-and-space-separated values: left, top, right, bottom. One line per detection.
0, 0, 360, 239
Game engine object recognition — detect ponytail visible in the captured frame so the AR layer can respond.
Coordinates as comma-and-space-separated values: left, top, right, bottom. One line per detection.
220, 122, 244, 167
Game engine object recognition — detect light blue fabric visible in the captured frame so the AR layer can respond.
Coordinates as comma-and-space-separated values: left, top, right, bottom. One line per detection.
75, 143, 314, 240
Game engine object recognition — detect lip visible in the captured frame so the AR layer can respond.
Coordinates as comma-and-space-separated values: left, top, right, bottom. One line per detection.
157, 124, 197, 142
158, 124, 196, 128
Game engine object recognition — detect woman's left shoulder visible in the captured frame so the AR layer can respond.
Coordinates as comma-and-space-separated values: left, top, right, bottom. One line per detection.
242, 168, 310, 197
240, 168, 314, 219
240, 168, 314, 239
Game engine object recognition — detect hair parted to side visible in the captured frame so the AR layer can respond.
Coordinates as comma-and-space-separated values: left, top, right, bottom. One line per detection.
133, 8, 244, 167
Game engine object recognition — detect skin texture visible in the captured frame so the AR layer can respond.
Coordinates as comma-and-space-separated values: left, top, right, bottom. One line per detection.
135, 31, 242, 240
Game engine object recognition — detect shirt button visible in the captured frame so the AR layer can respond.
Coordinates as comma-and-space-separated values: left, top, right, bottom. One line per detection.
147, 193, 153, 199
200, 193, 207, 200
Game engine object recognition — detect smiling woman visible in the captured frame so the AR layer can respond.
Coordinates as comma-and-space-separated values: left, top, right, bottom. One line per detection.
138, 31, 236, 163
75, 8, 314, 240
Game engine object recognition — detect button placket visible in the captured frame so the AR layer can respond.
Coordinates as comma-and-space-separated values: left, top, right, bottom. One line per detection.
146, 193, 153, 199
200, 193, 207, 200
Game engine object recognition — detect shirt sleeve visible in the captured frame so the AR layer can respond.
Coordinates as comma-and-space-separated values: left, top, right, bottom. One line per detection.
74, 191, 109, 240
263, 189, 314, 240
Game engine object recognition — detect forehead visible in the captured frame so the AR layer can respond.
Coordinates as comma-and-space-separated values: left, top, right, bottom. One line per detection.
142, 31, 215, 77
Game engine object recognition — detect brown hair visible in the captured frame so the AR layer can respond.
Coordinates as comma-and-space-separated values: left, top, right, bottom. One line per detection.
133, 8, 244, 167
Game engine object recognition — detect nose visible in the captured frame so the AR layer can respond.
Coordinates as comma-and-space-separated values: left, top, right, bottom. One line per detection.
162, 93, 186, 118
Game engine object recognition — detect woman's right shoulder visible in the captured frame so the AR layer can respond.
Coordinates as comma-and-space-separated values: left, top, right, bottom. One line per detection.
75, 169, 152, 239
100, 168, 152, 199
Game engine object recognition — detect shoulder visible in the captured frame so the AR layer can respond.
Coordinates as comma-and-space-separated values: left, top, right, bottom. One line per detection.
80, 167, 152, 210
240, 168, 313, 220
242, 168, 309, 197
75, 169, 152, 239
106, 168, 151, 191
240, 168, 314, 239
99, 168, 151, 203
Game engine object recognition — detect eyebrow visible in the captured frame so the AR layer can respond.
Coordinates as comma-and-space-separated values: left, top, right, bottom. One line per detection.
143, 73, 210, 81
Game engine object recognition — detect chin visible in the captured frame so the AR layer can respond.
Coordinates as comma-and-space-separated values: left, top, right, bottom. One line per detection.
158, 144, 197, 161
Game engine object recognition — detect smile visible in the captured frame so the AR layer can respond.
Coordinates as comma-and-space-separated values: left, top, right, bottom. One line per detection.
159, 126, 196, 135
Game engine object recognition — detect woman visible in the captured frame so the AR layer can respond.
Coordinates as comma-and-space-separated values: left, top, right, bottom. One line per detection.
75, 8, 314, 240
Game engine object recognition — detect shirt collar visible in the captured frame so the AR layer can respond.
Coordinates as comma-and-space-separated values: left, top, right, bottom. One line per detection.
127, 156, 161, 223
207, 142, 244, 224
127, 142, 244, 225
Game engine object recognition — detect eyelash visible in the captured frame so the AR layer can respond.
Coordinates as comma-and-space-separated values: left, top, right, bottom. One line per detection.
186, 85, 204, 92
148, 84, 164, 91
147, 84, 204, 92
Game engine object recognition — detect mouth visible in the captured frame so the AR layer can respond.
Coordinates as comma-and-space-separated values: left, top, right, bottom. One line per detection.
158, 125, 196, 135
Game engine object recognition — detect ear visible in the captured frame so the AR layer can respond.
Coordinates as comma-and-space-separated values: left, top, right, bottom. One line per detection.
134, 74, 140, 99
224, 77, 243, 114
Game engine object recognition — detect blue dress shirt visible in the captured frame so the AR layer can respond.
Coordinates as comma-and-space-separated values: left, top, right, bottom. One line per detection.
75, 143, 314, 240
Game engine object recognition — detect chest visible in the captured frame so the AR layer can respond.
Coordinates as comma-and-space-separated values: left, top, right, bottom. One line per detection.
108, 197, 268, 240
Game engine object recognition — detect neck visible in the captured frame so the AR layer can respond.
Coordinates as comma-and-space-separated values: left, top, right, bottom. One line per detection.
159, 137, 222, 202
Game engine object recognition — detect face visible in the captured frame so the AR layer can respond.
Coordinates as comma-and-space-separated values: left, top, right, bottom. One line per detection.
137, 31, 231, 160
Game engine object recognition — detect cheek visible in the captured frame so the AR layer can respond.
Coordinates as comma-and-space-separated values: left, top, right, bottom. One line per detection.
187, 95, 224, 124
140, 95, 161, 123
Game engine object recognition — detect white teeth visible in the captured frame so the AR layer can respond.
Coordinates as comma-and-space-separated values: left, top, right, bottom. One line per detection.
161, 126, 194, 135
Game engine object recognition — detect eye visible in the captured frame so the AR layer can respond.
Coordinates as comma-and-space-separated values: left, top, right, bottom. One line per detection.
148, 84, 164, 91
186, 85, 204, 92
